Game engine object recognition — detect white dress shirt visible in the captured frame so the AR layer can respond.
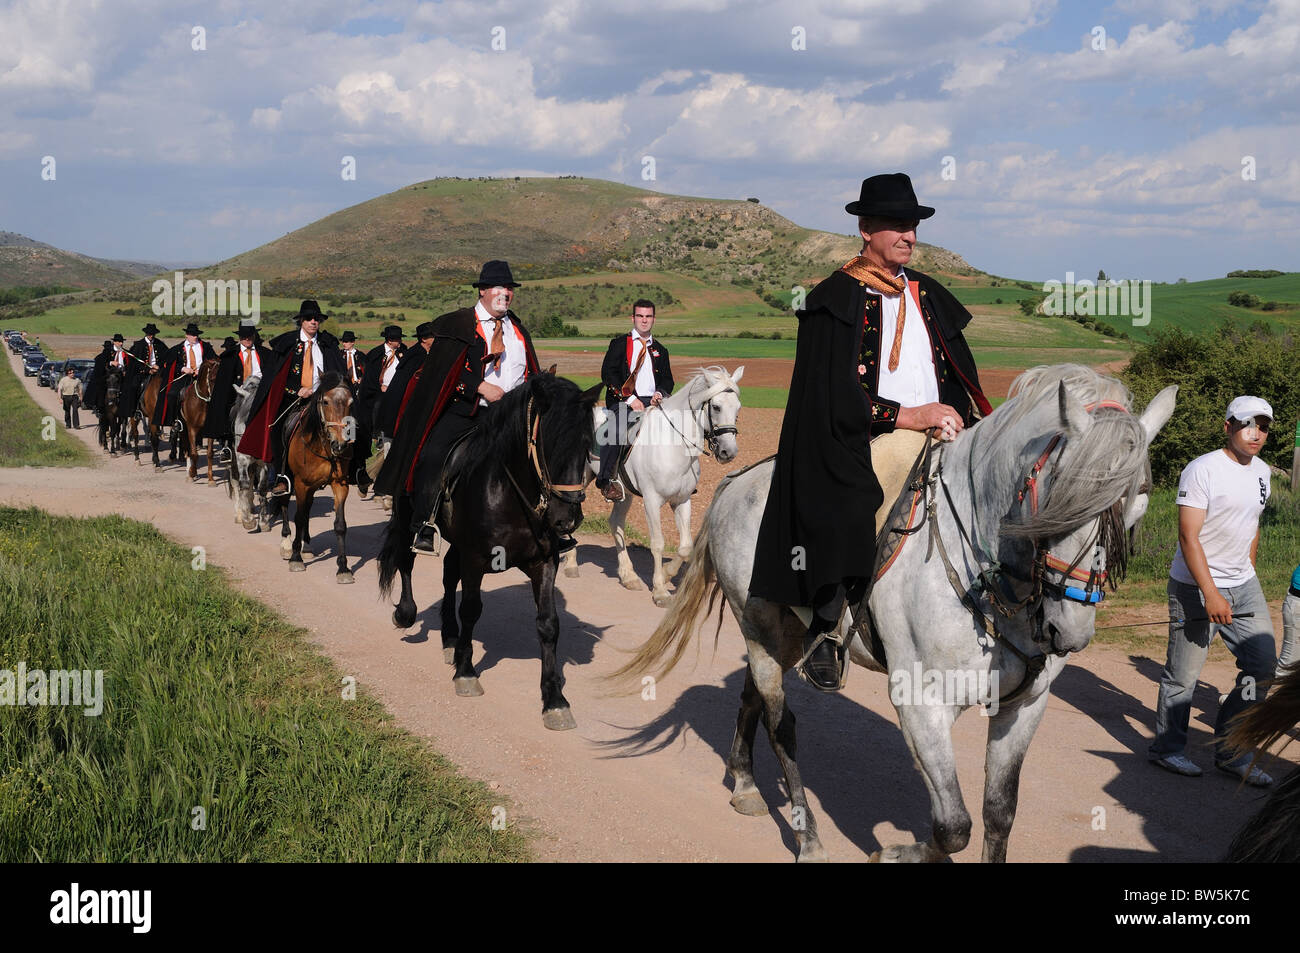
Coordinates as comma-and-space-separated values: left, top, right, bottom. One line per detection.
380, 345, 400, 391
475, 301, 527, 405
144, 338, 158, 367
874, 268, 939, 408
298, 329, 322, 394
240, 344, 261, 377
184, 340, 205, 372
112, 346, 128, 369
628, 333, 656, 403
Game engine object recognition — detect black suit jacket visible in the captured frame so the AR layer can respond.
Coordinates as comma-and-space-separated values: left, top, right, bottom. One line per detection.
358, 341, 407, 433
202, 343, 274, 439
600, 333, 674, 409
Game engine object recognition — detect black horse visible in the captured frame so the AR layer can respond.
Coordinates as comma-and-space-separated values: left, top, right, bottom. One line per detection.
378, 374, 600, 730
98, 365, 125, 454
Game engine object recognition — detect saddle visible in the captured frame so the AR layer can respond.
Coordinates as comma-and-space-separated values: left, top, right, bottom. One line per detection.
591, 406, 647, 497
416, 426, 480, 555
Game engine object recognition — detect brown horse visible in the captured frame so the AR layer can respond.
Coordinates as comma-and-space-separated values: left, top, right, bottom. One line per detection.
132, 371, 180, 468
178, 358, 221, 482
268, 371, 356, 582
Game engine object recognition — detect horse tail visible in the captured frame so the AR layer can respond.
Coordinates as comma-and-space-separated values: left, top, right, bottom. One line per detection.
377, 493, 410, 599
603, 517, 726, 692
1225, 663, 1300, 757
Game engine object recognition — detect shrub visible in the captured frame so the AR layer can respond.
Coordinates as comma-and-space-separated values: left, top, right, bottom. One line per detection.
1122, 323, 1299, 486
1227, 291, 1261, 308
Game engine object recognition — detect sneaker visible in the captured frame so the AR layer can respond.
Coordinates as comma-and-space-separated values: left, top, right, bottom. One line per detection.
1149, 753, 1202, 777
1215, 755, 1273, 787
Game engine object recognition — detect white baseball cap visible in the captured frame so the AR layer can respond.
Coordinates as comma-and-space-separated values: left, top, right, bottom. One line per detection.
1226, 395, 1273, 424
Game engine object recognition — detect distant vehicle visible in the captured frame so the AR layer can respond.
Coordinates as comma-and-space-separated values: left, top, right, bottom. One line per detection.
65, 359, 94, 381
38, 361, 64, 387
22, 352, 47, 376
9, 335, 30, 353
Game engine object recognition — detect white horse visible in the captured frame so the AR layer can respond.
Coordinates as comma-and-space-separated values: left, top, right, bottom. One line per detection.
562, 365, 744, 606
227, 375, 271, 532
613, 365, 1177, 861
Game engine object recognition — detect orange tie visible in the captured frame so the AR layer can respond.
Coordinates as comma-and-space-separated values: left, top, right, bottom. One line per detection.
347, 351, 356, 382
187, 343, 199, 372
242, 347, 252, 379
488, 318, 505, 367
300, 340, 313, 388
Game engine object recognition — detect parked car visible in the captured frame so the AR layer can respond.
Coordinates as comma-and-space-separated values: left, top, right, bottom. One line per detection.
38, 361, 64, 387
22, 351, 47, 376
65, 359, 94, 381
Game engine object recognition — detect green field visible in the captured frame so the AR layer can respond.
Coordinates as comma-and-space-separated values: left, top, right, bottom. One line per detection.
0, 506, 530, 862
0, 353, 92, 468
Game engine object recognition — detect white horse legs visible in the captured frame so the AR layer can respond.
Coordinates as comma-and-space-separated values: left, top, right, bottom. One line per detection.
611, 494, 646, 593
980, 690, 1051, 862
662, 499, 692, 578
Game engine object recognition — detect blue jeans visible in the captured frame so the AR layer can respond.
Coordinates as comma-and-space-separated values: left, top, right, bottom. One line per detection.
1282, 591, 1299, 670
1150, 577, 1277, 762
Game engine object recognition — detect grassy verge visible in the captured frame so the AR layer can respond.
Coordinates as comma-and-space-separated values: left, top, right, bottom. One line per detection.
1099, 477, 1300, 653
0, 354, 93, 468
0, 507, 530, 862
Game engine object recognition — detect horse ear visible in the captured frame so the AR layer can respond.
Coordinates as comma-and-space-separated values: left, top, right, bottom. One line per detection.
530, 374, 552, 411
730, 365, 744, 384
580, 381, 603, 405
1058, 380, 1092, 439
1137, 384, 1177, 445
546, 363, 557, 375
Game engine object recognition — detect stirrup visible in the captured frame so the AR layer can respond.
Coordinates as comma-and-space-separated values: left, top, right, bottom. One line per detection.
411, 521, 442, 556
795, 630, 848, 692
269, 474, 291, 498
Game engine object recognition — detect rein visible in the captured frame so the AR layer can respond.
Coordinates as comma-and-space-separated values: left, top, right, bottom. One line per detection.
656, 377, 739, 458
500, 396, 586, 549
922, 399, 1130, 704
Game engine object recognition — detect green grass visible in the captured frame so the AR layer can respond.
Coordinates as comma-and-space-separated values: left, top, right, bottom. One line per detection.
0, 354, 92, 468
1098, 477, 1300, 651
0, 507, 531, 862
1121, 273, 1300, 341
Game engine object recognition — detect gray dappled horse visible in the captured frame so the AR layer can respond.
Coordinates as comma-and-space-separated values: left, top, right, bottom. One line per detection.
562, 365, 744, 606
614, 365, 1177, 862
227, 375, 271, 533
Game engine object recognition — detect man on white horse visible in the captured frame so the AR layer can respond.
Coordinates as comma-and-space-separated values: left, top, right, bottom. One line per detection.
749, 172, 992, 691
596, 299, 675, 502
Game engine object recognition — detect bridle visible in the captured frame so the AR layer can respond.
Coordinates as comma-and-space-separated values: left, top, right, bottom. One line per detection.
657, 376, 740, 458
297, 384, 355, 464
502, 395, 587, 522
926, 399, 1129, 703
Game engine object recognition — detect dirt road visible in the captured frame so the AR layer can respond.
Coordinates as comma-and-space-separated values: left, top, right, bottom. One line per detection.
5, 349, 1294, 862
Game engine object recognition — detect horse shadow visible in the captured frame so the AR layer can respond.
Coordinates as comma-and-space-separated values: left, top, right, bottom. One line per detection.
591, 665, 933, 859
1050, 657, 1285, 862
389, 555, 602, 671
569, 537, 684, 593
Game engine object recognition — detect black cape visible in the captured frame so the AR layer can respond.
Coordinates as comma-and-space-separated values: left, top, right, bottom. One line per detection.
749, 272, 883, 606
375, 308, 540, 498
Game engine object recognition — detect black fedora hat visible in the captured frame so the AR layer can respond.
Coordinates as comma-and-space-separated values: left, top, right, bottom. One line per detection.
845, 172, 935, 220
234, 321, 258, 339
382, 325, 404, 341
472, 260, 520, 289
415, 321, 436, 340
339, 330, 356, 343
221, 336, 237, 351
141, 323, 160, 335
294, 300, 329, 322
111, 333, 125, 342
183, 322, 203, 336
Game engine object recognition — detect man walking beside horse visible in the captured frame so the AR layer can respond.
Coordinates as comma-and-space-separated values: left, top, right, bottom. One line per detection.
749, 172, 991, 690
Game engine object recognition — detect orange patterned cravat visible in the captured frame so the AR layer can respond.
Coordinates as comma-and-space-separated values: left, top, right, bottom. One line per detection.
300, 340, 313, 388
843, 256, 908, 371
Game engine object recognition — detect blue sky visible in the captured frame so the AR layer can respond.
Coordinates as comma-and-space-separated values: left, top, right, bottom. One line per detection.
0, 0, 1296, 282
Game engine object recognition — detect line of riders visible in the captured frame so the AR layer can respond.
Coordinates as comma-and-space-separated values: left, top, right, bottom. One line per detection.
79, 257, 680, 558
77, 172, 993, 694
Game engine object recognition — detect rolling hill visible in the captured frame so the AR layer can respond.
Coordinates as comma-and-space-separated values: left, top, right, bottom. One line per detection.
207, 177, 983, 299
0, 232, 142, 289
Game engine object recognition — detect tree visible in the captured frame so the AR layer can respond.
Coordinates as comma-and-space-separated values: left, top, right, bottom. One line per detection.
1097, 269, 1107, 282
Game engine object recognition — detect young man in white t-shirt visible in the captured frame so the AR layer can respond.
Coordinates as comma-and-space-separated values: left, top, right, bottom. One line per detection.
1149, 396, 1278, 786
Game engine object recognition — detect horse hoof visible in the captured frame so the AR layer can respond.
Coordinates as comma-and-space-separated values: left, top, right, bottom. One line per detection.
542, 707, 576, 731
289, 561, 306, 573
454, 677, 484, 697
443, 647, 456, 665
652, 591, 673, 608
797, 842, 830, 863
563, 564, 580, 579
279, 539, 293, 559
619, 576, 647, 592
336, 571, 354, 585
730, 791, 768, 817
392, 607, 416, 629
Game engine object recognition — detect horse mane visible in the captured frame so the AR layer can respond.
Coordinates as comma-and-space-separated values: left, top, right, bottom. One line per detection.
687, 365, 735, 397
447, 375, 589, 485
995, 365, 1147, 577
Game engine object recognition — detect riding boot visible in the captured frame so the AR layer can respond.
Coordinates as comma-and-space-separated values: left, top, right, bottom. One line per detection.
268, 426, 291, 498
800, 582, 848, 692
411, 489, 444, 554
